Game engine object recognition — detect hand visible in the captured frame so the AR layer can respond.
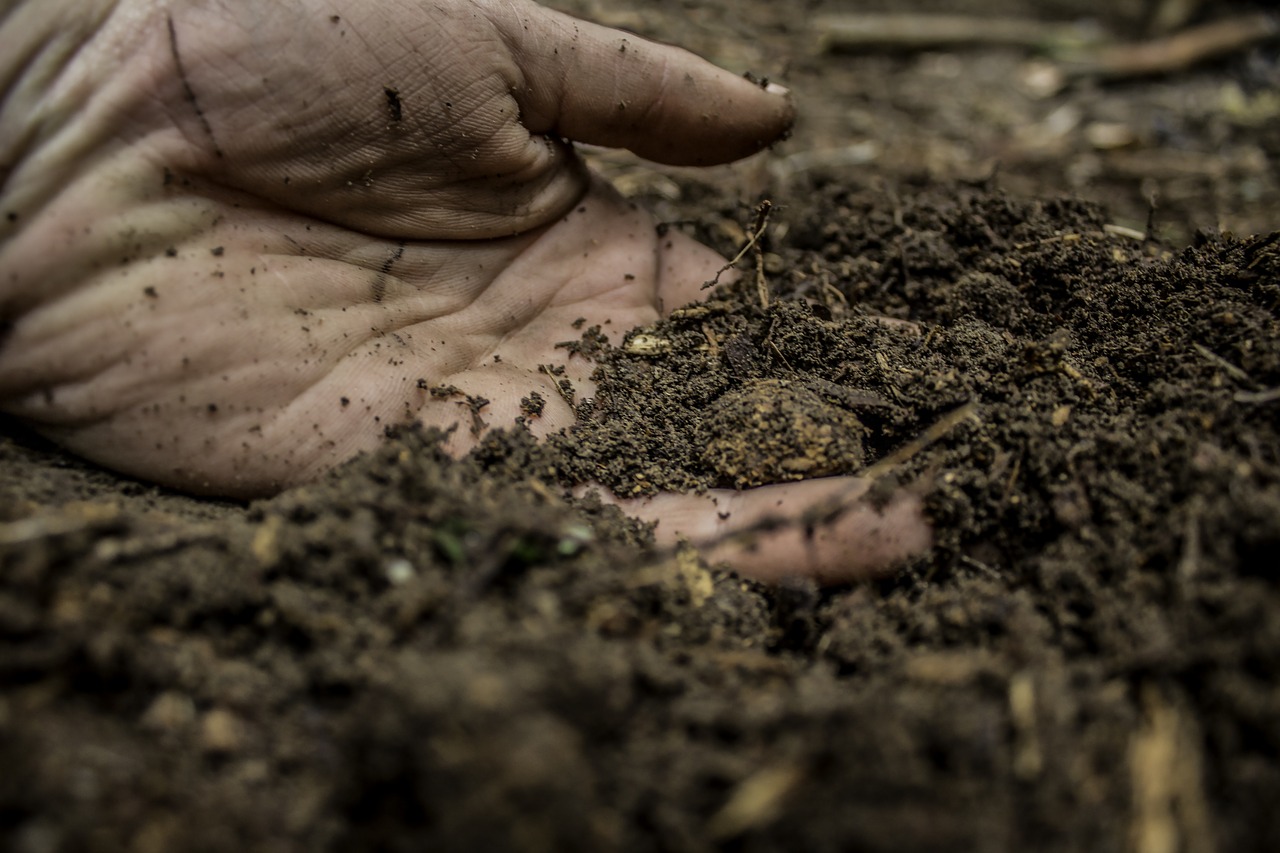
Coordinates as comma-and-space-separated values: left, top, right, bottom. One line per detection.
0, 0, 929, 582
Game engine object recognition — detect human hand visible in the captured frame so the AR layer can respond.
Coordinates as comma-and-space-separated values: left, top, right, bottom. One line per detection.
0, 0, 929, 582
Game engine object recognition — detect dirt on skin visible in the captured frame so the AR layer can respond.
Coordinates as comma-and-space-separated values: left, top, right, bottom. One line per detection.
3, 1, 1280, 852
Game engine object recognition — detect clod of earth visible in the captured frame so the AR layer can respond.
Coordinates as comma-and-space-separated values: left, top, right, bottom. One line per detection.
698, 378, 867, 487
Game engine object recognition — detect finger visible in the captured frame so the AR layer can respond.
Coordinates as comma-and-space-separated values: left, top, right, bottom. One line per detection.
697, 489, 932, 586
611, 478, 934, 585
492, 2, 794, 166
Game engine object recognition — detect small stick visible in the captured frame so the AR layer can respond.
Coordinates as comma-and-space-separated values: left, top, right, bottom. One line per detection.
1104, 224, 1148, 241
1192, 343, 1255, 387
1067, 13, 1280, 79
755, 230, 770, 310
0, 503, 122, 546
761, 317, 794, 372
815, 11, 1279, 82
1235, 387, 1280, 405
702, 200, 774, 293
813, 13, 1097, 52
1002, 452, 1023, 504
764, 401, 980, 535
858, 401, 980, 485
624, 402, 980, 579
702, 324, 721, 359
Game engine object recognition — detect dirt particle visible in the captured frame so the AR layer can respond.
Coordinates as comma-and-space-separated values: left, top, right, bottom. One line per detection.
140, 692, 196, 733
199, 708, 246, 753
461, 395, 490, 435
521, 392, 546, 417
557, 326, 610, 360
384, 87, 403, 123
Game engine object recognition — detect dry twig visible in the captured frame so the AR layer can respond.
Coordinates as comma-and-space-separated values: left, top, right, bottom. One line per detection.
1069, 13, 1280, 79
813, 13, 1098, 52
702, 200, 774, 303
814, 11, 1280, 82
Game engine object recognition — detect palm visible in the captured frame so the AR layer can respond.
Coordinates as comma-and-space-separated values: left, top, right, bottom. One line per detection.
67, 175, 718, 494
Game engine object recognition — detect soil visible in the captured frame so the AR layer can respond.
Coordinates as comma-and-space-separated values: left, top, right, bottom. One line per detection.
3, 1, 1279, 851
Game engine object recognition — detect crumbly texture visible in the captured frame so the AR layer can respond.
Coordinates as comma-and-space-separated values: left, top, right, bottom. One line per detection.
3, 0, 1280, 850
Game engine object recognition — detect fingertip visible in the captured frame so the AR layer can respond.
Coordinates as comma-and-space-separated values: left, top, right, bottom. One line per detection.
649, 72, 796, 166
703, 490, 933, 586
506, 5, 796, 167
612, 477, 932, 586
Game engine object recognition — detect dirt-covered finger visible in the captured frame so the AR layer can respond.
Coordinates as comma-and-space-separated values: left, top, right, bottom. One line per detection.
492, 1, 794, 166
613, 478, 933, 585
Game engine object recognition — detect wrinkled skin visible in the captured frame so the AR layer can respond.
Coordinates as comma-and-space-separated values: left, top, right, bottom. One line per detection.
0, 0, 930, 583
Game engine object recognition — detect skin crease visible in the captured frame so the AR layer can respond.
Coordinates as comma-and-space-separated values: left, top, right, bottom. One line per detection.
0, 0, 932, 584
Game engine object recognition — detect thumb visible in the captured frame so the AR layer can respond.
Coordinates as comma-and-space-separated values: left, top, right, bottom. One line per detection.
493, 3, 794, 166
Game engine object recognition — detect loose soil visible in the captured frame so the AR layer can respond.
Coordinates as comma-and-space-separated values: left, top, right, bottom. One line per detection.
3, 1, 1279, 851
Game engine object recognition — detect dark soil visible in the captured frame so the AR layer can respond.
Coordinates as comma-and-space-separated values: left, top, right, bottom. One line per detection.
4, 1, 1279, 851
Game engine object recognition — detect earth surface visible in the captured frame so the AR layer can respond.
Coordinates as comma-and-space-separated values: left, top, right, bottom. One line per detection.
3, 0, 1279, 850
